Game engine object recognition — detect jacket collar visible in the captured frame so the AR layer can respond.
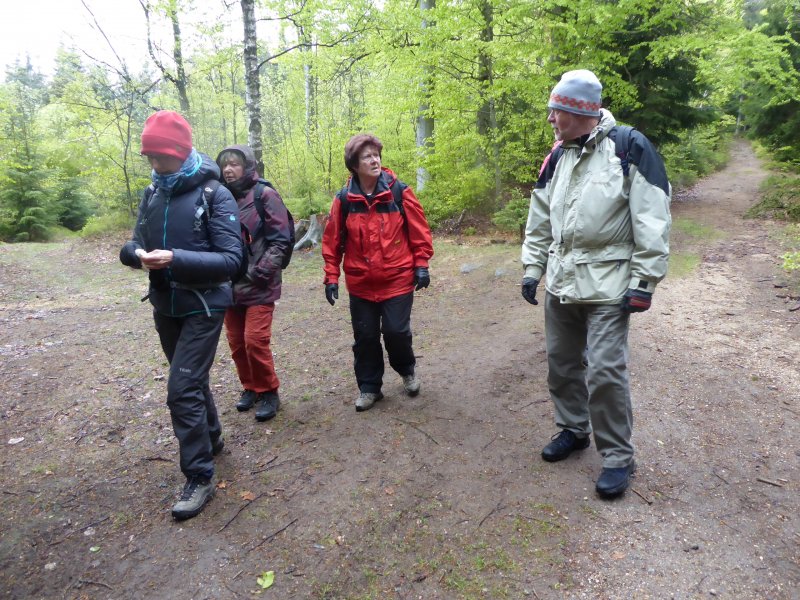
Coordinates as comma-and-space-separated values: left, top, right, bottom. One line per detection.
561, 108, 617, 154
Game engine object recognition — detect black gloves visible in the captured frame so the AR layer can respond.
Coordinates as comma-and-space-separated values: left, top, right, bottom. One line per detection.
521, 277, 539, 305
414, 267, 430, 291
325, 283, 339, 306
621, 289, 652, 313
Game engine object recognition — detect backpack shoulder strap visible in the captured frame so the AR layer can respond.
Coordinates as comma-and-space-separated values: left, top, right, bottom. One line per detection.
252, 181, 267, 223
337, 185, 350, 252
550, 145, 565, 170
611, 125, 635, 178
201, 179, 222, 214
390, 179, 408, 216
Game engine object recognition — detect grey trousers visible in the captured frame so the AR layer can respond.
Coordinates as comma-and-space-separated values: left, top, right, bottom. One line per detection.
544, 292, 634, 468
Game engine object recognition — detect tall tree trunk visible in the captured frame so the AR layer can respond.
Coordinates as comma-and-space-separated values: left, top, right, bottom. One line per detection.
168, 0, 190, 115
416, 0, 435, 192
139, 0, 190, 115
476, 0, 500, 203
241, 0, 264, 173
301, 28, 317, 147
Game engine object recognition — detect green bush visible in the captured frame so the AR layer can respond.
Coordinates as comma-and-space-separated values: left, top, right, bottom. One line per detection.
80, 211, 134, 238
660, 120, 733, 188
746, 174, 800, 221
492, 188, 530, 233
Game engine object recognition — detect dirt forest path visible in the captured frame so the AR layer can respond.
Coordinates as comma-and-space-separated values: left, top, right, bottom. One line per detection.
0, 139, 797, 599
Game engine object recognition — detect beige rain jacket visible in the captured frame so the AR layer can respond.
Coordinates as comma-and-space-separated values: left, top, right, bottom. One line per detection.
521, 109, 671, 304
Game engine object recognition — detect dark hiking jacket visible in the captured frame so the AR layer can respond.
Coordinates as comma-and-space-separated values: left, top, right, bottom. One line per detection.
217, 144, 292, 306
120, 153, 242, 317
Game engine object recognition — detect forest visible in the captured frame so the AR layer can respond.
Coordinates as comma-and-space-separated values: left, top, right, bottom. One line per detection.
0, 0, 798, 248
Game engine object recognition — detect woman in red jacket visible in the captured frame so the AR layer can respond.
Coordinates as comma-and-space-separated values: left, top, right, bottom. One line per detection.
321, 134, 434, 412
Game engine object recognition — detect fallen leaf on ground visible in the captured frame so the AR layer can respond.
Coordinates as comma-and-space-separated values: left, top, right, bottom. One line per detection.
256, 571, 274, 589
241, 491, 256, 501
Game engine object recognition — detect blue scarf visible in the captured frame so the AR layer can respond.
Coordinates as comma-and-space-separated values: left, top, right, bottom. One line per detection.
151, 148, 202, 194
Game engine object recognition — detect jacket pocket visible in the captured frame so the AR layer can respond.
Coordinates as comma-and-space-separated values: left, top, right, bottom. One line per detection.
572, 244, 633, 301
379, 216, 410, 267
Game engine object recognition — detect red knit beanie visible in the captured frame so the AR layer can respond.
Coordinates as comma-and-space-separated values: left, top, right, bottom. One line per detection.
140, 110, 192, 160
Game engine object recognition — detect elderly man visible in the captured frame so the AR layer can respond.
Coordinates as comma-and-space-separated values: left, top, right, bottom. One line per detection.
521, 70, 671, 498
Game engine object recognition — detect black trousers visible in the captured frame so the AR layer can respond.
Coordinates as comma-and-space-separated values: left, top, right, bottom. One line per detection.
153, 310, 224, 478
349, 292, 415, 394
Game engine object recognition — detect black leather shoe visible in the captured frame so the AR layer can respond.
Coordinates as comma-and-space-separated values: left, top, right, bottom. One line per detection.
236, 389, 257, 412
255, 392, 280, 422
596, 461, 636, 499
541, 430, 590, 462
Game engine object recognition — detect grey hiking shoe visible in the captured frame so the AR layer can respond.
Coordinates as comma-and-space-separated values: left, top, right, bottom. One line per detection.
355, 391, 384, 412
171, 474, 215, 521
402, 373, 421, 396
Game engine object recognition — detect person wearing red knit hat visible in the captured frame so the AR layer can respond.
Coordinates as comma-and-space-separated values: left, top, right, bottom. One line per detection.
120, 110, 243, 521
140, 110, 193, 161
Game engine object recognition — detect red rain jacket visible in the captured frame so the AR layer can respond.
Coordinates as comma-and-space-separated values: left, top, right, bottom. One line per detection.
322, 168, 433, 302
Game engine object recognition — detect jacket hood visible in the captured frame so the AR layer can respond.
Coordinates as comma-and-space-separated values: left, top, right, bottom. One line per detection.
172, 152, 220, 194
592, 109, 617, 145
217, 144, 259, 197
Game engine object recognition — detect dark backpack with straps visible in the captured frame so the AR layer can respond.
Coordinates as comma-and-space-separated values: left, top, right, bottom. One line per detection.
549, 125, 635, 176
250, 178, 296, 270
193, 180, 250, 283
335, 178, 407, 252
141, 180, 251, 284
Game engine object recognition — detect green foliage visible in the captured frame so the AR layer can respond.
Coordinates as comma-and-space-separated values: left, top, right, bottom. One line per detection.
0, 162, 54, 242
80, 211, 134, 239
55, 179, 94, 231
1, 0, 798, 243
491, 188, 530, 233
726, 0, 800, 164
746, 173, 800, 221
660, 120, 734, 188
781, 222, 800, 271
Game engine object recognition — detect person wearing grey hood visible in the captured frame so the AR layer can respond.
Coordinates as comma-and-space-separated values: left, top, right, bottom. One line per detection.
216, 145, 293, 422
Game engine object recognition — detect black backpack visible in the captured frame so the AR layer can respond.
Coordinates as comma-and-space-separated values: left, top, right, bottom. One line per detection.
250, 179, 295, 270
193, 179, 294, 284
335, 178, 407, 252
194, 180, 249, 283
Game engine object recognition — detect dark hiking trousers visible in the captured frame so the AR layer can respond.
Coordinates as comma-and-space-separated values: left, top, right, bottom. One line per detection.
153, 310, 224, 478
349, 292, 415, 394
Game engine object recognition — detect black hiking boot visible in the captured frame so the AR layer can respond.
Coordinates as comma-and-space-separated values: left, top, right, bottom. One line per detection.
541, 430, 590, 462
236, 389, 257, 412
255, 391, 280, 422
596, 461, 636, 499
